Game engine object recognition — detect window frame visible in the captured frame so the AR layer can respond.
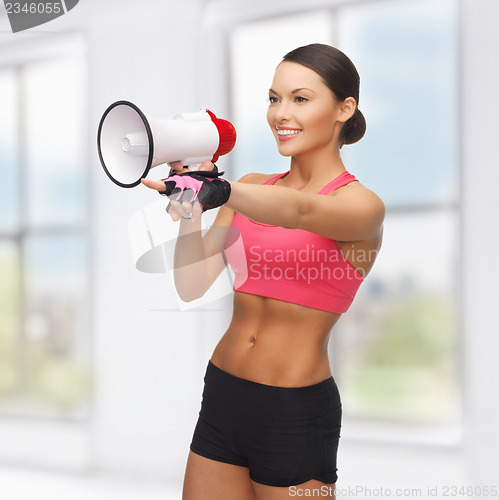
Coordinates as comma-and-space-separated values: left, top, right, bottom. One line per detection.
200, 0, 464, 448
0, 32, 92, 469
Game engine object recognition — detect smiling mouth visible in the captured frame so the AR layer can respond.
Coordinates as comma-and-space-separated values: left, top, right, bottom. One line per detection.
276, 128, 302, 136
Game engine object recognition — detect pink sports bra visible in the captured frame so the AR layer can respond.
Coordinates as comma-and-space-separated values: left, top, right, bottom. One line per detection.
224, 170, 364, 313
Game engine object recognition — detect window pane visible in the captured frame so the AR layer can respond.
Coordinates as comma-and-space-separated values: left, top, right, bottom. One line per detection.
0, 70, 19, 232
24, 56, 88, 227
333, 209, 461, 423
230, 11, 333, 179
338, 0, 459, 206
0, 242, 21, 401
228, 2, 460, 428
22, 233, 90, 415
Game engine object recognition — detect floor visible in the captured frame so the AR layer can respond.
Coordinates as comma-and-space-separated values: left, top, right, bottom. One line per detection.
0, 466, 182, 500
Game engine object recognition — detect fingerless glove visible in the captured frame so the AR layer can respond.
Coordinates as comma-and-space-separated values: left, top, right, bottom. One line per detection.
161, 167, 231, 212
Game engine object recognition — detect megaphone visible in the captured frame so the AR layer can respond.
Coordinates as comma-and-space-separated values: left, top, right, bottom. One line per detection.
97, 100, 237, 188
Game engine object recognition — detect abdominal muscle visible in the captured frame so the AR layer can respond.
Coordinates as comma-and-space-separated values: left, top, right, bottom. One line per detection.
210, 291, 341, 387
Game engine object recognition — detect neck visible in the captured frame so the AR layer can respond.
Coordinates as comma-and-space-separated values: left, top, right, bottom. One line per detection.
287, 144, 346, 186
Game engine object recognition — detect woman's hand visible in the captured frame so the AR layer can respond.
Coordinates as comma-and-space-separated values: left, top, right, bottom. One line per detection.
141, 161, 216, 222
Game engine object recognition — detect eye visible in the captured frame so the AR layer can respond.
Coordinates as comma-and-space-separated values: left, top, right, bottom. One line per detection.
267, 96, 279, 104
295, 96, 308, 103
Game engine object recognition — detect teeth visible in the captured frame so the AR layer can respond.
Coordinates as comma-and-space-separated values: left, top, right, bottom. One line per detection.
277, 129, 301, 136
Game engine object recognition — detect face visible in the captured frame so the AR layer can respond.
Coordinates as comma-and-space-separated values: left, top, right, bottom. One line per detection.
266, 61, 353, 157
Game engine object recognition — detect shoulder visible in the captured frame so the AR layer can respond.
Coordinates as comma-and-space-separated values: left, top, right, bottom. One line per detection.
335, 181, 385, 222
236, 172, 281, 185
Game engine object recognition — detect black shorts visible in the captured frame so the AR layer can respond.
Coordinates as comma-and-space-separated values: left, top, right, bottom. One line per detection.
189, 360, 342, 487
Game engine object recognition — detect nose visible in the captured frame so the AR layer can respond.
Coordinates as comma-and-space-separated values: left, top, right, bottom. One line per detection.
275, 100, 291, 123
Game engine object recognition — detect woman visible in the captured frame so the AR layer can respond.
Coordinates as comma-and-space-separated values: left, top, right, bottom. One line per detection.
142, 43, 385, 500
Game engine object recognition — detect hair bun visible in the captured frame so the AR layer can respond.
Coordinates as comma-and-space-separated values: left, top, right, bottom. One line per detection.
340, 108, 366, 147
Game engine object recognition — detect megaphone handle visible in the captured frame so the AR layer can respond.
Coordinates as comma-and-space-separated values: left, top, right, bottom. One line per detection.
167, 163, 202, 177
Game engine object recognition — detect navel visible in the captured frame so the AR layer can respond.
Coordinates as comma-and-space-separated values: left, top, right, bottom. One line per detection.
249, 335, 257, 346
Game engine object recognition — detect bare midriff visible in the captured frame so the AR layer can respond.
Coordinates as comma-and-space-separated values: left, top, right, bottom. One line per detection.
210, 291, 342, 388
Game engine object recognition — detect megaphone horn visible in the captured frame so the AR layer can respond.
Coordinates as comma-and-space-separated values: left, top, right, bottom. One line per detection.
97, 100, 237, 188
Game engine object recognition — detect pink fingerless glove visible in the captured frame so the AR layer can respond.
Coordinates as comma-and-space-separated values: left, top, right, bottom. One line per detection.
161, 166, 231, 212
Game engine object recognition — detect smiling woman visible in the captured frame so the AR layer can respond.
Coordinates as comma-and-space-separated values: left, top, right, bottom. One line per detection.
141, 42, 384, 500
266, 62, 355, 164
273, 44, 366, 151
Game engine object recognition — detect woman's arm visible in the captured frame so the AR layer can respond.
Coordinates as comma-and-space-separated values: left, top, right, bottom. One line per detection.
171, 204, 235, 302
226, 180, 385, 241
141, 166, 262, 302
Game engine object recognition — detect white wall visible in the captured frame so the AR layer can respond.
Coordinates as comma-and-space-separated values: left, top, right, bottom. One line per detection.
461, 0, 499, 486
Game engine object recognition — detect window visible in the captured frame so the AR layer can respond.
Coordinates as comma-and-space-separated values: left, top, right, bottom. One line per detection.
0, 47, 91, 419
228, 0, 460, 426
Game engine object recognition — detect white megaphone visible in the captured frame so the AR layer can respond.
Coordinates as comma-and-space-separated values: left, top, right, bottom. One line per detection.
97, 100, 237, 188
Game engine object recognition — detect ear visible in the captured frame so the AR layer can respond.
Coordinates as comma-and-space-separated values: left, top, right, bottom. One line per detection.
338, 97, 357, 123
